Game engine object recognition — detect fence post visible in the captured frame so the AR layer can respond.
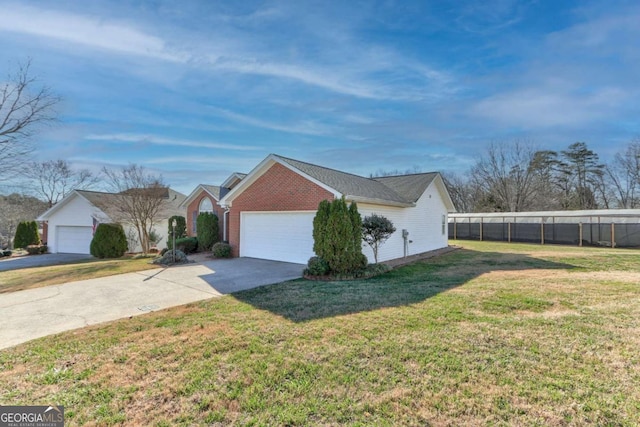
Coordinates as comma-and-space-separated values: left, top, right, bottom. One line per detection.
454, 217, 457, 240
541, 219, 545, 245
611, 223, 615, 248
508, 222, 511, 243
579, 222, 583, 247
480, 217, 483, 241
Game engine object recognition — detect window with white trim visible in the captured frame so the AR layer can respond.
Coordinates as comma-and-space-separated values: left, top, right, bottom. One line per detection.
199, 198, 214, 213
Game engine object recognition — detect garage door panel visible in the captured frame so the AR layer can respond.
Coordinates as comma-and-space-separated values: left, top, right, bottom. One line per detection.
241, 212, 315, 264
57, 226, 93, 254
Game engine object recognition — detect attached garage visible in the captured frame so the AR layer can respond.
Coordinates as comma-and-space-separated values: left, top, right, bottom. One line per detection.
56, 226, 93, 254
240, 211, 315, 264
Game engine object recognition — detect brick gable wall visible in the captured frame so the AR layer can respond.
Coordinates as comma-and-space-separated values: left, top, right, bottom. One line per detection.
228, 162, 334, 256
186, 191, 224, 242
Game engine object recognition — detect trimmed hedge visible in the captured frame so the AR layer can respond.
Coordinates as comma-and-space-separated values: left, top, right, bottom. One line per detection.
26, 245, 48, 255
312, 197, 364, 274
175, 237, 198, 254
305, 256, 329, 276
90, 223, 128, 258
211, 242, 232, 258
196, 212, 219, 251
14, 221, 40, 249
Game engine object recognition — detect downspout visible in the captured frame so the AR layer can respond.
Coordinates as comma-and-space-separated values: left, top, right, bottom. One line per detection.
223, 207, 230, 242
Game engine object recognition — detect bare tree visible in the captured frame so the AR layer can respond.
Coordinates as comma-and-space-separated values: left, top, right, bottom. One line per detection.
28, 159, 99, 207
0, 60, 60, 177
470, 141, 540, 212
102, 164, 167, 254
607, 140, 640, 208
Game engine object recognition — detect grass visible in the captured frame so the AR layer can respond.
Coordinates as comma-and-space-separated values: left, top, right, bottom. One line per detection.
1, 240, 639, 425
0, 257, 158, 293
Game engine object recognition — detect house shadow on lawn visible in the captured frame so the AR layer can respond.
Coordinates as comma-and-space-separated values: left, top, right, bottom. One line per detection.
231, 248, 575, 323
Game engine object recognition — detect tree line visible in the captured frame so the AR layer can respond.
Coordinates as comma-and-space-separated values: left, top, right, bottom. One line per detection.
444, 140, 640, 213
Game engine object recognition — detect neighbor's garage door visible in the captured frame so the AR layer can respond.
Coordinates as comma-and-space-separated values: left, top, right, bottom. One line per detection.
57, 226, 93, 254
240, 212, 315, 264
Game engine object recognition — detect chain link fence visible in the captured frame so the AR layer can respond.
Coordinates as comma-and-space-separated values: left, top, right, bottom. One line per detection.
449, 210, 640, 248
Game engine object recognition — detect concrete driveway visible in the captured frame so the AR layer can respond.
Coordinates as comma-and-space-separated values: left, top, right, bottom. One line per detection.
0, 257, 304, 350
0, 253, 94, 271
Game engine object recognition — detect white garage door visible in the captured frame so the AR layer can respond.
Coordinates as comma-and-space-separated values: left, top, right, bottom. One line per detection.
240, 212, 315, 264
57, 226, 93, 254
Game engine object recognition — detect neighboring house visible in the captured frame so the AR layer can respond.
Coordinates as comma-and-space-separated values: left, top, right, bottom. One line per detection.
180, 173, 246, 242
37, 189, 186, 254
211, 154, 456, 264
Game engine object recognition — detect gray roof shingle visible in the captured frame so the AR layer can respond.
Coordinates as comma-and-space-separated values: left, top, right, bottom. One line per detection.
77, 188, 186, 222
275, 155, 438, 206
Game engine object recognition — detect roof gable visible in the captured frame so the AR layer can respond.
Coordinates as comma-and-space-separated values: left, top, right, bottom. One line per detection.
220, 154, 453, 209
180, 184, 225, 209
38, 188, 187, 222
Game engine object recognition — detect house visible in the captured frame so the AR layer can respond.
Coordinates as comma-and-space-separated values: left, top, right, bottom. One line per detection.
209, 154, 455, 264
37, 188, 186, 254
180, 173, 246, 242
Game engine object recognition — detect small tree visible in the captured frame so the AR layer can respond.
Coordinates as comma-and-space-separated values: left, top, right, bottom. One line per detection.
102, 164, 167, 254
14, 220, 40, 248
312, 199, 331, 257
167, 215, 186, 249
362, 214, 396, 263
312, 197, 364, 274
90, 223, 127, 258
196, 212, 219, 251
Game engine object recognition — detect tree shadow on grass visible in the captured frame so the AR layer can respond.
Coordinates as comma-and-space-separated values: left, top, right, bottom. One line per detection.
231, 248, 576, 323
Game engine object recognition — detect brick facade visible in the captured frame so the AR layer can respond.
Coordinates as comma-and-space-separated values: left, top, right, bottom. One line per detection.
228, 162, 334, 257
186, 191, 225, 242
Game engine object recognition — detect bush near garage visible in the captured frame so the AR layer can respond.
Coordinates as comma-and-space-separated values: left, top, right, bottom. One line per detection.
312, 197, 364, 274
14, 221, 40, 249
175, 237, 198, 254
196, 212, 219, 251
90, 223, 128, 259
26, 245, 48, 255
211, 242, 232, 258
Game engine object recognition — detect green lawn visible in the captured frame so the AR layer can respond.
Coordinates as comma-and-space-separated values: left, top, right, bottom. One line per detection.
0, 257, 158, 293
1, 241, 639, 425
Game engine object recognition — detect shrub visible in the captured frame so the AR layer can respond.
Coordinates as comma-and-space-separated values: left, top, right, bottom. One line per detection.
211, 242, 232, 258
312, 197, 364, 274
362, 214, 396, 263
175, 237, 198, 254
26, 245, 48, 255
2, 250, 11, 257
160, 247, 169, 256
196, 212, 219, 251
305, 256, 329, 276
152, 249, 189, 265
90, 223, 128, 258
14, 221, 40, 249
167, 215, 187, 249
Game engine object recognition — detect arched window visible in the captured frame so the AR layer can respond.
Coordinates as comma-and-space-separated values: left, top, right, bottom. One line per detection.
199, 198, 214, 213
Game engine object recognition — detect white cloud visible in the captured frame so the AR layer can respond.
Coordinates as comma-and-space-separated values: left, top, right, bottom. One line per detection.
0, 4, 187, 62
85, 133, 260, 150
207, 107, 334, 136
471, 87, 628, 129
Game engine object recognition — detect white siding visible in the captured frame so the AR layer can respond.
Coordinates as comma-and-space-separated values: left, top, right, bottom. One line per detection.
358, 182, 449, 263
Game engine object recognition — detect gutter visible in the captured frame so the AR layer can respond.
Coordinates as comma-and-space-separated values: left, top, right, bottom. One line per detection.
345, 195, 414, 208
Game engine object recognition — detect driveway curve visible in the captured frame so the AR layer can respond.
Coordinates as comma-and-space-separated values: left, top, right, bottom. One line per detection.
0, 258, 304, 350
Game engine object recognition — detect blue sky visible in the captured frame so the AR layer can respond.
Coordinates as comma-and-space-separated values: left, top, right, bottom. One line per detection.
1, 0, 639, 195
